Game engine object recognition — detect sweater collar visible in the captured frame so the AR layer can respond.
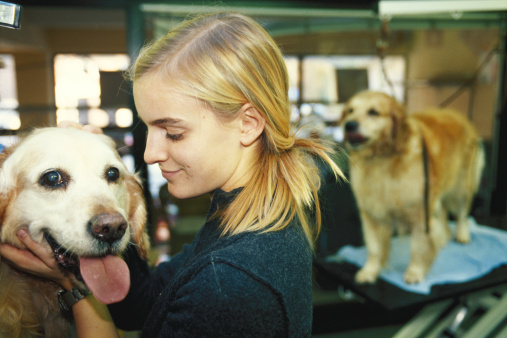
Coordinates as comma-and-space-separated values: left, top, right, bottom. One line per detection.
207, 187, 243, 218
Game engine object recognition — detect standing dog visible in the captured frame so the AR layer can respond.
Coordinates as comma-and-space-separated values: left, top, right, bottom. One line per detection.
0, 127, 149, 337
340, 91, 484, 284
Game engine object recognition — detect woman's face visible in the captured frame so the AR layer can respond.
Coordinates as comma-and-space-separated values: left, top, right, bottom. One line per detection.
133, 73, 247, 199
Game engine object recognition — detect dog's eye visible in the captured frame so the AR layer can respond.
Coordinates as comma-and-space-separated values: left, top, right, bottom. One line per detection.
105, 167, 120, 183
40, 170, 67, 189
348, 108, 354, 115
368, 109, 380, 116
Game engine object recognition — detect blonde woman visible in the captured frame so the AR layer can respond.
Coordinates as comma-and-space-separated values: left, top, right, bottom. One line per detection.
0, 12, 343, 337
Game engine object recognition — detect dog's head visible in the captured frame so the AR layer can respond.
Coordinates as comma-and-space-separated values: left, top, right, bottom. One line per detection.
339, 91, 406, 154
0, 127, 148, 303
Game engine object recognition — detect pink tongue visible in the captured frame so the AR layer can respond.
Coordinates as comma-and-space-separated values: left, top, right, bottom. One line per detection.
79, 255, 130, 304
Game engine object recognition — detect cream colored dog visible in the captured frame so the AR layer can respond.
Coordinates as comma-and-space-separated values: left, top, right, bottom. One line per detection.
340, 91, 484, 284
0, 127, 149, 337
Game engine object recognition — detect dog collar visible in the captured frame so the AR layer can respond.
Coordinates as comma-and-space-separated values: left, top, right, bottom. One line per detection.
57, 288, 91, 311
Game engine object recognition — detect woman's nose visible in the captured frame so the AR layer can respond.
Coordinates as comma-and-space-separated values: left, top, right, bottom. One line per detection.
144, 132, 168, 164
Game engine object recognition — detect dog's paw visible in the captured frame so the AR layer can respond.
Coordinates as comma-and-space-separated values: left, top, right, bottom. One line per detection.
404, 267, 425, 284
455, 229, 471, 244
355, 268, 379, 284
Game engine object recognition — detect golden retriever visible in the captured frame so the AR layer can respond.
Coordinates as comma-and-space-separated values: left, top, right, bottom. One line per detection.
0, 127, 149, 337
340, 91, 484, 284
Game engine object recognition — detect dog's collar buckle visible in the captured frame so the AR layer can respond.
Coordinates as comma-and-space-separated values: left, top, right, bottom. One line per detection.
57, 288, 91, 312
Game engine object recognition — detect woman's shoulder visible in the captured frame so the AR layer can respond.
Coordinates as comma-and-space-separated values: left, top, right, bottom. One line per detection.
183, 221, 312, 285
214, 223, 312, 286
174, 217, 313, 293
230, 221, 311, 258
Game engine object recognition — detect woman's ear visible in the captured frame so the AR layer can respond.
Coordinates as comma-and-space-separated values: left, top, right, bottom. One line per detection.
239, 103, 265, 147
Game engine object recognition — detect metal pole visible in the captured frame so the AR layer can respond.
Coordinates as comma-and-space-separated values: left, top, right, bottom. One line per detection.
489, 20, 507, 217
126, 0, 154, 228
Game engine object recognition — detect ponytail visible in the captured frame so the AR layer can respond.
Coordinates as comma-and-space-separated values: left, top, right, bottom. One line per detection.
219, 135, 343, 249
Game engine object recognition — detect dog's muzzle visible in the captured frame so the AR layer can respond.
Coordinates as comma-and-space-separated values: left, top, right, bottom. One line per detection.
88, 212, 127, 245
344, 121, 368, 146
44, 232, 82, 281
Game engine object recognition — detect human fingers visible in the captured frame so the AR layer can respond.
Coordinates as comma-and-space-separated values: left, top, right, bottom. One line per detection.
3, 229, 71, 286
58, 120, 84, 129
0, 240, 73, 289
16, 229, 57, 269
0, 240, 59, 283
58, 120, 103, 134
82, 124, 104, 134
0, 241, 42, 269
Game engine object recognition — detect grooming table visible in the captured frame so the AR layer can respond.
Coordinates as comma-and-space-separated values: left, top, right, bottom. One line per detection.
315, 220, 507, 337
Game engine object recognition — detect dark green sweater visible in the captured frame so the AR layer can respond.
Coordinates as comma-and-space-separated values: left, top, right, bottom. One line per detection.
109, 188, 313, 337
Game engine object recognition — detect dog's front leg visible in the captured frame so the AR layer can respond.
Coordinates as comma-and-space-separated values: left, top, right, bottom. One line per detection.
405, 206, 451, 284
405, 226, 437, 284
355, 213, 392, 284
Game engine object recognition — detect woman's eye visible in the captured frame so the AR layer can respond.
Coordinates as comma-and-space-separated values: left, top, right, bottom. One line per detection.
105, 167, 120, 183
39, 170, 67, 189
166, 133, 183, 141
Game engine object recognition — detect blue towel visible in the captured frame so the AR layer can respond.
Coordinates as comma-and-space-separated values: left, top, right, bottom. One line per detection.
326, 218, 507, 294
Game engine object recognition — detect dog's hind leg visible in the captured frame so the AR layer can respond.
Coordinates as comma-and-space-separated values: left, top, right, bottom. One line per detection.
431, 202, 452, 250
447, 189, 474, 245
455, 142, 485, 244
455, 219, 470, 244
443, 188, 471, 244
355, 213, 392, 284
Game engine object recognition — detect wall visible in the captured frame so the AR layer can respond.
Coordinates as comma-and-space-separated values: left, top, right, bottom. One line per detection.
406, 29, 499, 140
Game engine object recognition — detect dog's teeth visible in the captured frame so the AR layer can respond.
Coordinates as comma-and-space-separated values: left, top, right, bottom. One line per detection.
44, 232, 79, 271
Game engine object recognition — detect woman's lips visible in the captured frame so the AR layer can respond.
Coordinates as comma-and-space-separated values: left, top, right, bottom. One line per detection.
161, 169, 181, 179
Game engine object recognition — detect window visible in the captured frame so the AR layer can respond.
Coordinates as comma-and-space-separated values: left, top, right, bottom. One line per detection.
53, 54, 132, 128
0, 54, 20, 130
285, 55, 406, 141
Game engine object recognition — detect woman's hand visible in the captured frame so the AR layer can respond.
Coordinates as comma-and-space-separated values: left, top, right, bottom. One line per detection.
0, 229, 74, 290
58, 121, 103, 134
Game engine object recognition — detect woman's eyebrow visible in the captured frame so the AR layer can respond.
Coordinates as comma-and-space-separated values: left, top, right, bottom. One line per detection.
150, 117, 186, 126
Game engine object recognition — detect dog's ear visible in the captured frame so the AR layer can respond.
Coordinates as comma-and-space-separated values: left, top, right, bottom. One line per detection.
390, 98, 407, 151
0, 147, 14, 235
125, 173, 150, 260
0, 189, 8, 236
0, 188, 17, 244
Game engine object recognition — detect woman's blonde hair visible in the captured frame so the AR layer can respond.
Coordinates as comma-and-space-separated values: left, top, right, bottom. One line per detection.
129, 12, 343, 248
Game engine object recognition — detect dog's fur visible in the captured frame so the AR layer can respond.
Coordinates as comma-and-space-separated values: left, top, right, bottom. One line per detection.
340, 91, 484, 284
0, 127, 149, 337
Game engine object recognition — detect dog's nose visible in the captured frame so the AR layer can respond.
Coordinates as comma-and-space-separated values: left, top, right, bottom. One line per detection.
89, 213, 127, 244
345, 121, 359, 132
